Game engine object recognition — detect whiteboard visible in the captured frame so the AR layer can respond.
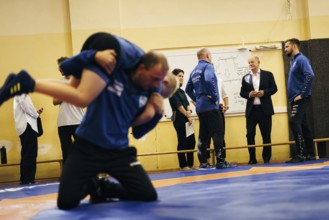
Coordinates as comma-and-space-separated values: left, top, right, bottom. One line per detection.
161, 48, 251, 118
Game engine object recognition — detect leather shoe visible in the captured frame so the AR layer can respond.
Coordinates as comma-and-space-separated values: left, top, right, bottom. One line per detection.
248, 159, 258, 165
20, 181, 35, 185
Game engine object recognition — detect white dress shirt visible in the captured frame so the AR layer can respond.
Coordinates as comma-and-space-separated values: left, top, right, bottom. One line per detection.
217, 78, 228, 105
57, 77, 84, 127
13, 95, 39, 136
250, 70, 261, 105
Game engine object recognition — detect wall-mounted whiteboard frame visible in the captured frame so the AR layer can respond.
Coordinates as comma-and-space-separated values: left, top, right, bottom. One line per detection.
160, 47, 252, 119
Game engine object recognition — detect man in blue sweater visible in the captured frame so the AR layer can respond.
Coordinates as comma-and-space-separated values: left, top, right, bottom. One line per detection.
186, 48, 227, 169
0, 32, 168, 209
284, 38, 315, 163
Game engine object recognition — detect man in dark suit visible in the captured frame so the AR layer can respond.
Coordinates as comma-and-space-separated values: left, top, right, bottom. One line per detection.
240, 56, 278, 164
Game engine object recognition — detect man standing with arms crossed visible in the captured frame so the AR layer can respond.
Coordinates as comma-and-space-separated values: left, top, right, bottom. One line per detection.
284, 38, 315, 163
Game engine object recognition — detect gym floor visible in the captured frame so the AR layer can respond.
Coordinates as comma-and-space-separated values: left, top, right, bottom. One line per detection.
1, 159, 329, 220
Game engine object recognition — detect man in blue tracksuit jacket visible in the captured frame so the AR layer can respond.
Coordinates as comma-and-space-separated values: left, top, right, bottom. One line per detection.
284, 38, 315, 163
185, 48, 226, 169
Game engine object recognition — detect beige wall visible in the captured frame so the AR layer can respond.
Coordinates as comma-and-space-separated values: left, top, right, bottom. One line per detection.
0, 0, 328, 181
307, 0, 329, 38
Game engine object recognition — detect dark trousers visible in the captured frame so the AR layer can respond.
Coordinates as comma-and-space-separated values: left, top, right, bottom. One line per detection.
206, 110, 226, 160
57, 138, 157, 210
19, 124, 38, 184
289, 97, 314, 157
221, 110, 227, 158
246, 106, 272, 162
58, 125, 79, 164
173, 113, 196, 168
197, 110, 224, 164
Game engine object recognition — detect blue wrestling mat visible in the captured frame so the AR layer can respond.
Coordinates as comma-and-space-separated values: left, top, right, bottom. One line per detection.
0, 159, 328, 220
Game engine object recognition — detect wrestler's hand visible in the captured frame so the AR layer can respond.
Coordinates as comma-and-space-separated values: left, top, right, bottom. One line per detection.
37, 108, 44, 115
149, 93, 164, 115
220, 104, 228, 113
294, 95, 302, 102
95, 49, 117, 75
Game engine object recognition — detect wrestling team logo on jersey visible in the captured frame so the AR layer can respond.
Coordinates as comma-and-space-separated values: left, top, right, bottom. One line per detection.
139, 96, 148, 108
108, 80, 124, 96
191, 69, 202, 83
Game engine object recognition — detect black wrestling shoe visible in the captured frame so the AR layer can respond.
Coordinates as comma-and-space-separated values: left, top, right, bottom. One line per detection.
216, 160, 237, 169
88, 177, 108, 204
198, 163, 215, 170
88, 176, 117, 204
0, 70, 35, 106
0, 73, 15, 105
223, 160, 237, 168
305, 154, 316, 161
285, 155, 305, 163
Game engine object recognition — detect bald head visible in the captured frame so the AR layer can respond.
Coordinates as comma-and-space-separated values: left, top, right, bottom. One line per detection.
161, 72, 179, 98
197, 48, 212, 63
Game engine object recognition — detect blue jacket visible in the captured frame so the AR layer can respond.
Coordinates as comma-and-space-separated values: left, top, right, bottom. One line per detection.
185, 60, 219, 113
60, 35, 162, 149
287, 52, 315, 102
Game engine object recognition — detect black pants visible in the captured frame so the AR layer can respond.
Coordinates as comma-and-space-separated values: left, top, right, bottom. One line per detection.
246, 106, 272, 162
206, 110, 226, 160
58, 125, 79, 163
197, 110, 224, 164
173, 113, 196, 168
289, 97, 314, 157
19, 124, 38, 184
57, 138, 157, 210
